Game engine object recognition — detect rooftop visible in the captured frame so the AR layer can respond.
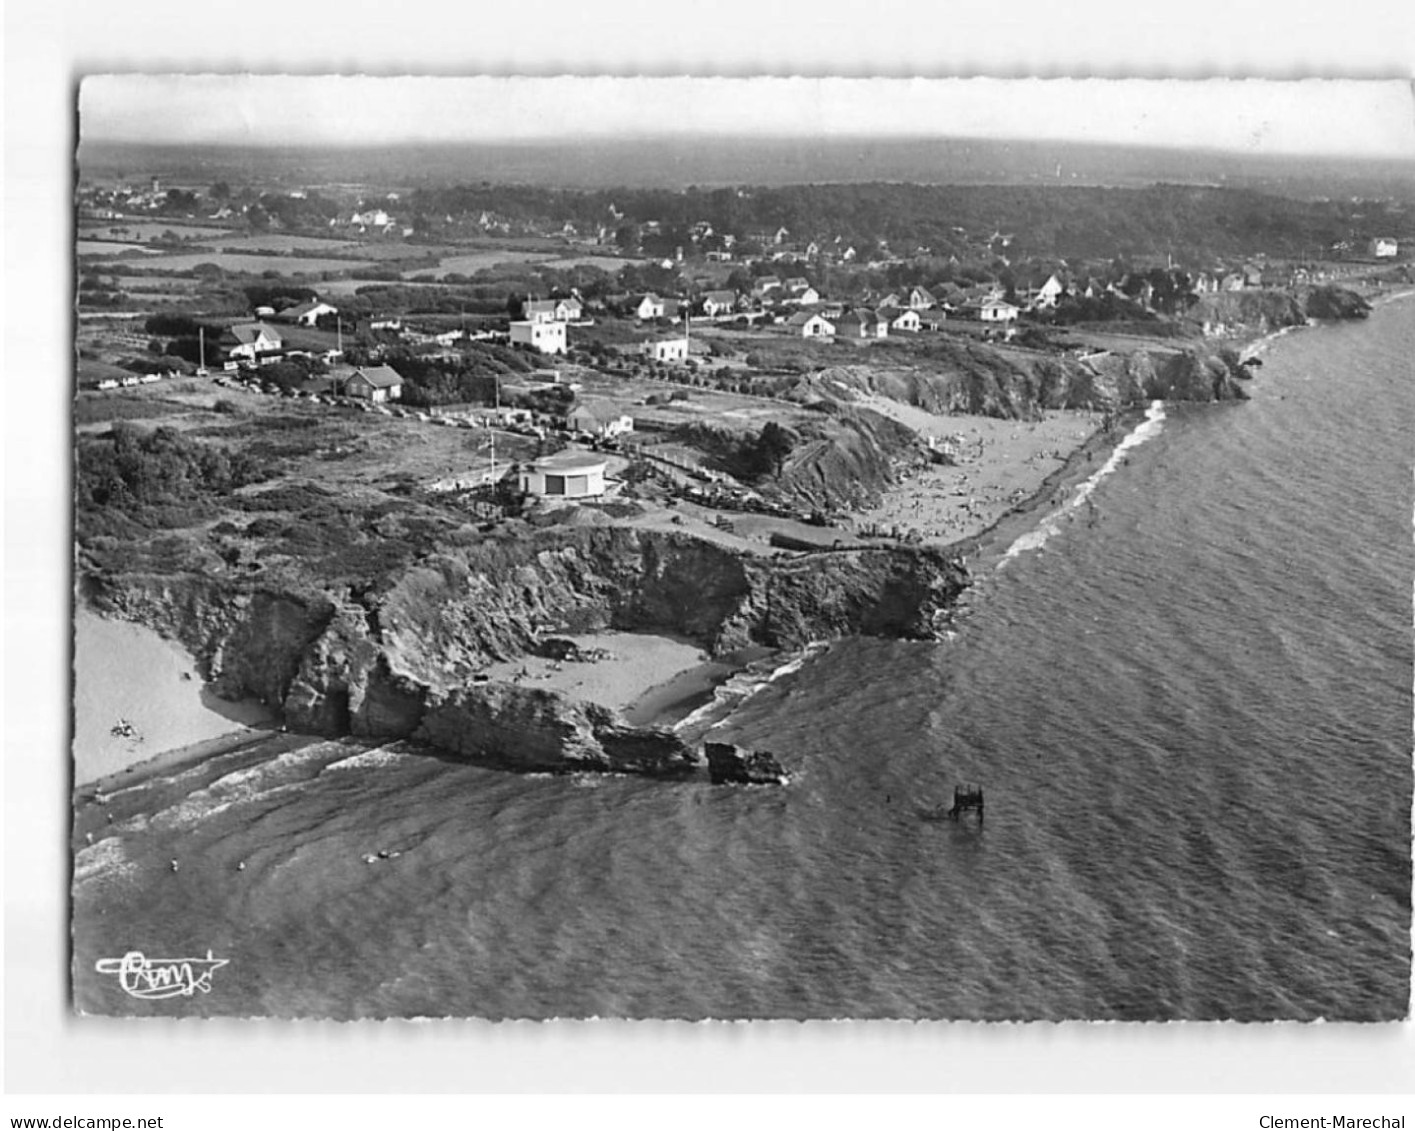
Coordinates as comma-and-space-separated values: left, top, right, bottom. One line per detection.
529, 450, 609, 474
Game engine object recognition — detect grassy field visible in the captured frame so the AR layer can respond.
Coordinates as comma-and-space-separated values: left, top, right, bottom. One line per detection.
405, 250, 552, 279
93, 252, 378, 274
76, 240, 162, 256
79, 222, 234, 241
207, 234, 364, 254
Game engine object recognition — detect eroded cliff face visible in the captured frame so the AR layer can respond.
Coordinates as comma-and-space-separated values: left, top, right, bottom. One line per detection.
796, 338, 1250, 428
1188, 284, 1370, 338
87, 527, 967, 776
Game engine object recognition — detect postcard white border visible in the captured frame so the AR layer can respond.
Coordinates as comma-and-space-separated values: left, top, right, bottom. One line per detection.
6, 0, 1415, 1096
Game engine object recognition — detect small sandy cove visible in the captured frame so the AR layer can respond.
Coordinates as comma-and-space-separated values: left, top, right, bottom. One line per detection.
72, 607, 274, 785
482, 631, 713, 715
848, 398, 1103, 547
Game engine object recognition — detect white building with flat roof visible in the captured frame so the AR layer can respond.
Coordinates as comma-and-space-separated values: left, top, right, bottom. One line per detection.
640, 337, 689, 363
511, 319, 568, 354
518, 450, 608, 499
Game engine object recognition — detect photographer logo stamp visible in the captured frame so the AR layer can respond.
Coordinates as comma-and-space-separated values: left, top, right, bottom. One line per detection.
95, 950, 229, 999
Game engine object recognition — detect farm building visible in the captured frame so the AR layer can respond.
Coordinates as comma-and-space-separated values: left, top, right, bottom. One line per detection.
510, 319, 568, 354
518, 450, 609, 500
1371, 238, 1398, 258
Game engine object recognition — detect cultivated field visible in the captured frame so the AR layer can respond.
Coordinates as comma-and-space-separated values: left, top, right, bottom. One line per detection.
403, 250, 551, 279
92, 252, 378, 274
204, 234, 365, 254
79, 222, 234, 241
76, 240, 161, 255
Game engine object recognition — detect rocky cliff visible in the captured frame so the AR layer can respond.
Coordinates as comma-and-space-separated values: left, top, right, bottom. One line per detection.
1187, 284, 1370, 338
88, 527, 967, 776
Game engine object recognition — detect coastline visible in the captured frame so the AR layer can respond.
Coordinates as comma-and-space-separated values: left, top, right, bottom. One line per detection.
847, 400, 1106, 551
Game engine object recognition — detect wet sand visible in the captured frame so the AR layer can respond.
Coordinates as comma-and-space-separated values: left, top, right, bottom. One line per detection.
847, 399, 1105, 548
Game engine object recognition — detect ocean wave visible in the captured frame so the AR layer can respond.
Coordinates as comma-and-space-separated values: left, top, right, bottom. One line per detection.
73, 837, 139, 887
676, 642, 833, 735
1000, 400, 1166, 566
321, 745, 413, 774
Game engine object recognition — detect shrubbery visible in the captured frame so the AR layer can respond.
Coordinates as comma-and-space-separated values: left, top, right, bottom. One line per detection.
76, 423, 262, 514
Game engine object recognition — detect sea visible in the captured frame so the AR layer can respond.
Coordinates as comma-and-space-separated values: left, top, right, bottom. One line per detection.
72, 297, 1413, 1020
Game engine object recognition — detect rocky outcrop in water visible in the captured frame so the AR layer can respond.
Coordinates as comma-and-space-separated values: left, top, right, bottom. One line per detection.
416, 684, 696, 775
704, 742, 790, 785
87, 527, 967, 777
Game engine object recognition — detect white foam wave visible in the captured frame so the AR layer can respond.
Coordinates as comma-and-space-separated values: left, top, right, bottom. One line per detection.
677, 642, 832, 733
73, 837, 138, 887
322, 745, 412, 773
1000, 400, 1166, 566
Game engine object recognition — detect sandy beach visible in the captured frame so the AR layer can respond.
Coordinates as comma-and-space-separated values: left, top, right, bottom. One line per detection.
72, 607, 275, 785
847, 397, 1105, 548
482, 631, 718, 716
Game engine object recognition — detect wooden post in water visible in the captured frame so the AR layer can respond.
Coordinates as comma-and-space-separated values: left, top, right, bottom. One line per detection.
948, 784, 984, 826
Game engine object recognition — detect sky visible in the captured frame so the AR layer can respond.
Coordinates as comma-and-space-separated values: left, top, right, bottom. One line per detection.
79, 75, 1415, 158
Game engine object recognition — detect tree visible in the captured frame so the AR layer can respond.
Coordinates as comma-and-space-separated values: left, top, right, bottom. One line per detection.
753, 421, 795, 479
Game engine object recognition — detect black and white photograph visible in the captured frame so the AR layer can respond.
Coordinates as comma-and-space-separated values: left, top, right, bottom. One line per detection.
65, 72, 1412, 1025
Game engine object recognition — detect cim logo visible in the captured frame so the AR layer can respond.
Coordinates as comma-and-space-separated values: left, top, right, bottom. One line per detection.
94, 950, 229, 1000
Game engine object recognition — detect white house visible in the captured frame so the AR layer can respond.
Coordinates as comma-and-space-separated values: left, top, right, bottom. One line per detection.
631, 293, 666, 321
834, 310, 888, 339
523, 299, 560, 323
525, 297, 584, 323
907, 286, 937, 310
889, 309, 922, 332
226, 322, 283, 363
1031, 274, 1065, 310
701, 290, 738, 317
788, 311, 835, 338
566, 404, 633, 438
553, 296, 583, 321
1371, 238, 1398, 259
784, 279, 820, 305
341, 365, 403, 403
640, 337, 689, 363
511, 319, 568, 354
979, 298, 1020, 323
518, 450, 608, 500
276, 300, 338, 327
